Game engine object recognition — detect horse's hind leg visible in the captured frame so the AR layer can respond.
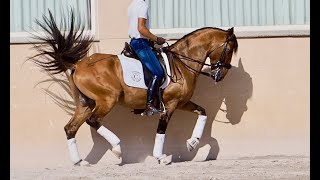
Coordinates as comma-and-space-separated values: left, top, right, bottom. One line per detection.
64, 105, 92, 165
178, 101, 207, 152
86, 97, 121, 159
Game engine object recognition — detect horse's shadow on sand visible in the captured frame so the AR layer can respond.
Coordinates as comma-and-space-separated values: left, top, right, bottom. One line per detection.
84, 59, 253, 164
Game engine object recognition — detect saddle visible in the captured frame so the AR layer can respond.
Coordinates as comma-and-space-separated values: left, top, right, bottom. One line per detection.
121, 42, 139, 59
121, 42, 167, 115
121, 41, 163, 62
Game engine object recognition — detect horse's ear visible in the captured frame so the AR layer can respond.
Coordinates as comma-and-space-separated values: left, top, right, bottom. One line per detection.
229, 27, 234, 33
227, 27, 234, 36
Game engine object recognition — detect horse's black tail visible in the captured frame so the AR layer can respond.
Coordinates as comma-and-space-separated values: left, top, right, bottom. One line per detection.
29, 9, 94, 74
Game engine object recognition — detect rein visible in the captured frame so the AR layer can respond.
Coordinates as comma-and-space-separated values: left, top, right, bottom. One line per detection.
164, 41, 226, 78
163, 30, 233, 80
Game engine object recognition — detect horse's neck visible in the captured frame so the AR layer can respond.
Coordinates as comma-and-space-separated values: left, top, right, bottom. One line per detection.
171, 29, 226, 73
172, 33, 213, 73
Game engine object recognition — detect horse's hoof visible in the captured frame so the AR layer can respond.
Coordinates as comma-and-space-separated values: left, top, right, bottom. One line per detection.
157, 154, 172, 165
144, 155, 159, 164
186, 137, 199, 152
111, 144, 121, 159
74, 160, 90, 167
79, 160, 90, 166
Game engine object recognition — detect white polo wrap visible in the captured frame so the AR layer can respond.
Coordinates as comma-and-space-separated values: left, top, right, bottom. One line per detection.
153, 133, 165, 158
67, 138, 81, 164
97, 126, 120, 147
191, 115, 207, 139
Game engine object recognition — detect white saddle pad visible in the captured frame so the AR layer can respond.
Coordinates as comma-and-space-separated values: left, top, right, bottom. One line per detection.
117, 52, 171, 90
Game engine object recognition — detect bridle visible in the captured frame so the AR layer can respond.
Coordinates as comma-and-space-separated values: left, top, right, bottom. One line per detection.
163, 29, 233, 82
207, 32, 233, 81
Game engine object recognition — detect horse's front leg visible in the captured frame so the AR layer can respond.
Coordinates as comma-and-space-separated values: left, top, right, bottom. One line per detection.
152, 102, 177, 165
178, 101, 207, 152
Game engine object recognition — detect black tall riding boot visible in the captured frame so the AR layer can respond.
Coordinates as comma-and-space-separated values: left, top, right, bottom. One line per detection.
145, 75, 161, 116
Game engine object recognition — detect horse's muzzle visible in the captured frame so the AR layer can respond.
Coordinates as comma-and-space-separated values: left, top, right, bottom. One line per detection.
211, 69, 223, 82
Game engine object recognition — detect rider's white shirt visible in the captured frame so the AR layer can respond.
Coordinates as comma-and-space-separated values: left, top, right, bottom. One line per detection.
128, 0, 150, 39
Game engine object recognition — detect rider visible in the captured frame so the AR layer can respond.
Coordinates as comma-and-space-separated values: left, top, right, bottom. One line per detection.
128, 0, 166, 115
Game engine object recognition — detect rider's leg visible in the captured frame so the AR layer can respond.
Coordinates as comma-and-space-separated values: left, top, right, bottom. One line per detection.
130, 38, 164, 114
146, 75, 161, 113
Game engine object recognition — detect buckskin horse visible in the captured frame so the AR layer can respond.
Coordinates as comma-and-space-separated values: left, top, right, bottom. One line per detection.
30, 10, 238, 166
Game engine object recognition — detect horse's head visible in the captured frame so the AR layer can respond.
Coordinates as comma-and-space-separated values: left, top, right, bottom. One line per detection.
208, 27, 238, 82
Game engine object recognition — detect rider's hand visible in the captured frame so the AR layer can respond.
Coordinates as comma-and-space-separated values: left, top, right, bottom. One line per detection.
156, 36, 166, 45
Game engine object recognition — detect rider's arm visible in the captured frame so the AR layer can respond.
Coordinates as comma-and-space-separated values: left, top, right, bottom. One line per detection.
138, 18, 157, 41
138, 18, 165, 45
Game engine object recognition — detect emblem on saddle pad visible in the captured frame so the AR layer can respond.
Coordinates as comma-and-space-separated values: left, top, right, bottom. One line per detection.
131, 71, 142, 82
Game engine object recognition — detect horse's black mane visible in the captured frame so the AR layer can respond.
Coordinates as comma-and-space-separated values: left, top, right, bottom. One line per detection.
170, 27, 228, 48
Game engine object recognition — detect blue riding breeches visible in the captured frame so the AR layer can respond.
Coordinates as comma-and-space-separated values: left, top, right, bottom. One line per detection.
130, 38, 164, 81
